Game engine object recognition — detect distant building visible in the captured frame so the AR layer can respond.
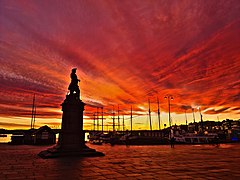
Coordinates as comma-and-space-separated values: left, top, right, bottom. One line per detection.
10, 125, 56, 145
10, 134, 25, 145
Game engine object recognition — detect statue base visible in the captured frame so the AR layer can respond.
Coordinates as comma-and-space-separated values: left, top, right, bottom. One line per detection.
38, 145, 104, 159
38, 94, 104, 158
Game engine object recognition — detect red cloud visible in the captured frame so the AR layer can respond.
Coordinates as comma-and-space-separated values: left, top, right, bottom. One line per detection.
0, 1, 239, 129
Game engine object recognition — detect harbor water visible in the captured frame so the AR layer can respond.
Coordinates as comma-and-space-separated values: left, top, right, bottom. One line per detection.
0, 134, 11, 143
0, 133, 90, 144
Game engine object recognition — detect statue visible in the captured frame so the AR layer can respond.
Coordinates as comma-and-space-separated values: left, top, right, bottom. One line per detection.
68, 68, 80, 98
38, 68, 104, 158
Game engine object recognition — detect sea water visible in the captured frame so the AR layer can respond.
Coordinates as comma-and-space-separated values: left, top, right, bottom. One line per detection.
0, 133, 89, 143
0, 134, 11, 143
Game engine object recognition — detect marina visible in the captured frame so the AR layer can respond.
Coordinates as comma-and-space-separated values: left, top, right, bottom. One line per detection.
87, 118, 240, 146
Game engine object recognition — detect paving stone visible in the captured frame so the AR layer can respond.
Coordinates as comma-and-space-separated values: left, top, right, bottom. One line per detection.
125, 173, 142, 177
0, 143, 240, 179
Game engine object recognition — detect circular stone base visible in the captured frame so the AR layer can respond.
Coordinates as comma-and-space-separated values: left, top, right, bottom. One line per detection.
38, 145, 105, 159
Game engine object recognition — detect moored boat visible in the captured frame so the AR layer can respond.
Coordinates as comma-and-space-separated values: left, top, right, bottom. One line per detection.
174, 133, 218, 144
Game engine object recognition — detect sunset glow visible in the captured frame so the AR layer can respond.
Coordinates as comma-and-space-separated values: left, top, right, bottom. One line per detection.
0, 0, 239, 130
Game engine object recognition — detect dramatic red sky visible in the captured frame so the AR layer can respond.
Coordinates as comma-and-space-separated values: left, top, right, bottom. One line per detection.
0, 0, 239, 130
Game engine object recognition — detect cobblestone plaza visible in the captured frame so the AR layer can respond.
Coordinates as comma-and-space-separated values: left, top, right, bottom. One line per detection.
0, 143, 239, 179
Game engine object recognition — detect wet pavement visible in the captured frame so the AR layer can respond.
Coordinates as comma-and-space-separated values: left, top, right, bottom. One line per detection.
0, 143, 240, 179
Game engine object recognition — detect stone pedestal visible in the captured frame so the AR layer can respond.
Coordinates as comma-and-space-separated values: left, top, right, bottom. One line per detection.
38, 94, 104, 158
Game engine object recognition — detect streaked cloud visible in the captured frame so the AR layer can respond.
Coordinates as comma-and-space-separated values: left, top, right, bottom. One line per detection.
0, 0, 239, 129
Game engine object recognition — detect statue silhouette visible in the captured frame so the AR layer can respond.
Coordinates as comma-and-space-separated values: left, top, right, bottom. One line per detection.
38, 68, 104, 158
68, 68, 80, 98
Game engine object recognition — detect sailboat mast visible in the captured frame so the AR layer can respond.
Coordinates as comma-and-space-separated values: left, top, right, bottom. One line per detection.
30, 94, 35, 129
148, 98, 152, 132
157, 97, 161, 130
101, 107, 103, 133
130, 106, 132, 134
33, 105, 36, 129
97, 107, 99, 131
93, 113, 96, 131
112, 105, 115, 132
122, 115, 125, 132
118, 105, 120, 132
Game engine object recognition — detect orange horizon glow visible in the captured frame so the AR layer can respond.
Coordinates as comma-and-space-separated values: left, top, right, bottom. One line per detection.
0, 1, 239, 130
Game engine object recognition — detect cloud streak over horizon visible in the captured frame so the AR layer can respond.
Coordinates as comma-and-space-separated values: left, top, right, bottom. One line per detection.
0, 0, 239, 129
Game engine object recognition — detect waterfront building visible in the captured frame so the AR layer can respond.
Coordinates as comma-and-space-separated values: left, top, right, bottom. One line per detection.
11, 125, 56, 145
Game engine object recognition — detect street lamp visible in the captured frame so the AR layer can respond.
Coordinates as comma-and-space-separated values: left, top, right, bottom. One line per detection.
197, 106, 204, 133
164, 95, 173, 128
192, 108, 196, 123
192, 108, 197, 132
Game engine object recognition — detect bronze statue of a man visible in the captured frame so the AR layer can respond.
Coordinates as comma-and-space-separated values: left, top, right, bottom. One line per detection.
68, 68, 80, 98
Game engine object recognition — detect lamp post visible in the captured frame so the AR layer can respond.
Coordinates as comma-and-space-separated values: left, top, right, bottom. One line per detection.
192, 108, 196, 132
192, 108, 196, 123
164, 95, 173, 128
198, 107, 204, 133
185, 110, 188, 126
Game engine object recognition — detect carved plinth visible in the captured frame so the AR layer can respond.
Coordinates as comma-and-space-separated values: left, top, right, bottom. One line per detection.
38, 94, 104, 158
